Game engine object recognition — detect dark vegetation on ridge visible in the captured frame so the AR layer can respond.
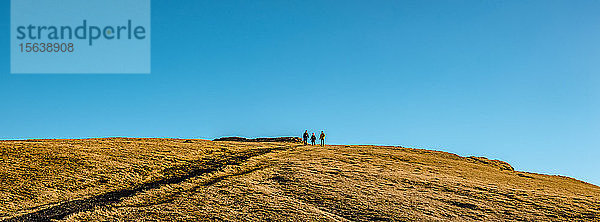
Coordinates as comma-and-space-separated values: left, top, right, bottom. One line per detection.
213, 137, 302, 143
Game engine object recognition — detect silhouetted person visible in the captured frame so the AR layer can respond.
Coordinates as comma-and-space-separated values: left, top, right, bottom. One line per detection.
303, 130, 309, 145
319, 131, 325, 146
310, 133, 316, 145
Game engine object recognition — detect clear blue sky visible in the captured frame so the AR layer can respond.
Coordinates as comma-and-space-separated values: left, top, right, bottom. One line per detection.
1, 1, 599, 185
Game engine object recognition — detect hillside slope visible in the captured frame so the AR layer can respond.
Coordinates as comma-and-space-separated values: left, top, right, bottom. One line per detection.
1, 138, 599, 221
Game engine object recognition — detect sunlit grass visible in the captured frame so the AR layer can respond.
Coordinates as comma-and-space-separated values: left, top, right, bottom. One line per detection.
1, 138, 599, 221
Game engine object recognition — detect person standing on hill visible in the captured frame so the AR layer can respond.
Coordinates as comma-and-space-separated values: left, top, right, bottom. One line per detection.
319, 131, 325, 146
303, 130, 309, 145
310, 133, 317, 145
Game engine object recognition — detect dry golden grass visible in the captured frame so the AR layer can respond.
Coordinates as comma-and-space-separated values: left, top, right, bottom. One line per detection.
1, 138, 599, 221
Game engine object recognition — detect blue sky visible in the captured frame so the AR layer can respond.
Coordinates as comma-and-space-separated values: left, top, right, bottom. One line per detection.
1, 0, 599, 185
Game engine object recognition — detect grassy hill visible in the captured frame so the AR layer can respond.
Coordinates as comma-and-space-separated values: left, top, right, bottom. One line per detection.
1, 138, 599, 221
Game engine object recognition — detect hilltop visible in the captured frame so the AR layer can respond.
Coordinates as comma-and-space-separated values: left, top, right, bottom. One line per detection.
1, 138, 599, 221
